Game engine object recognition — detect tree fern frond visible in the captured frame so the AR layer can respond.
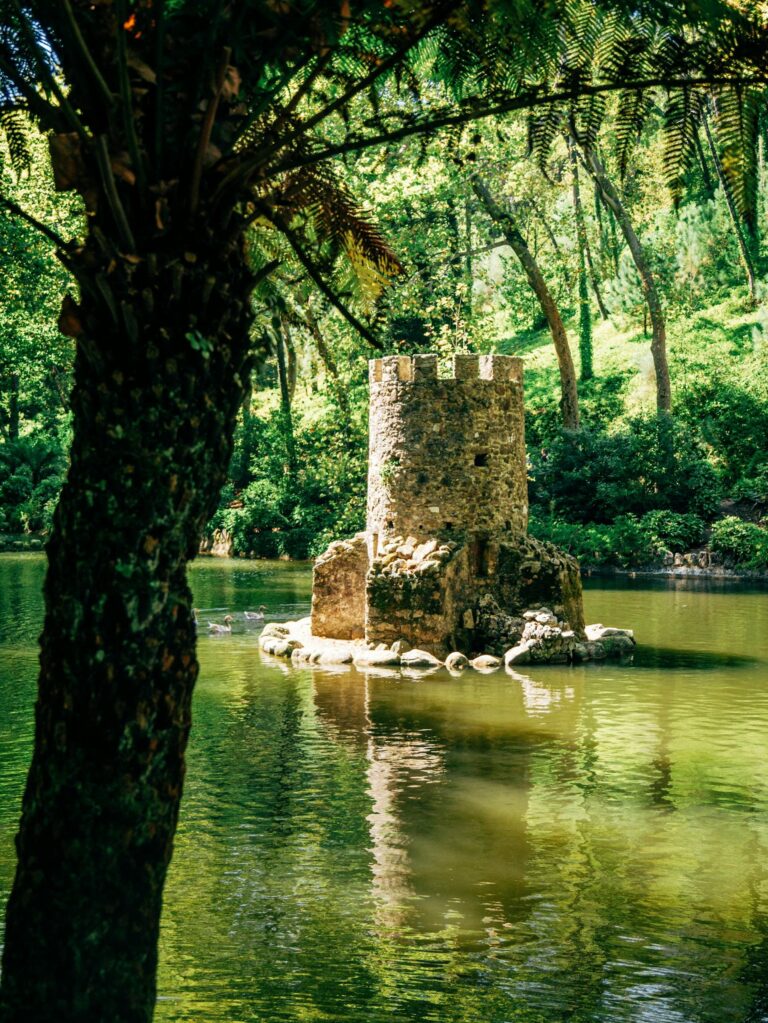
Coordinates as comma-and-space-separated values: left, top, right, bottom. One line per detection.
528, 104, 564, 177
571, 92, 606, 153
711, 84, 760, 230
662, 85, 705, 207
614, 89, 654, 179
0, 104, 31, 174
277, 163, 403, 306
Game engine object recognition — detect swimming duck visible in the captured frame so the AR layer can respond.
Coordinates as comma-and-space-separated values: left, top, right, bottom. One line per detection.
208, 615, 234, 634
243, 605, 267, 621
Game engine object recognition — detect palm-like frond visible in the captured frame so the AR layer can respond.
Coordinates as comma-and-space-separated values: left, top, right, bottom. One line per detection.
0, 106, 31, 174
662, 86, 705, 206
711, 84, 760, 230
614, 89, 654, 178
278, 162, 403, 305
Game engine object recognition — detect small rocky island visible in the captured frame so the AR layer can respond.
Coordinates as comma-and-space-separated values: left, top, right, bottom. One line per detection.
261, 353, 634, 670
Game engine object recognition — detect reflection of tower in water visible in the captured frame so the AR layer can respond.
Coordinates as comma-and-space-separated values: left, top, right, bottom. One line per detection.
311, 669, 445, 927
310, 669, 593, 937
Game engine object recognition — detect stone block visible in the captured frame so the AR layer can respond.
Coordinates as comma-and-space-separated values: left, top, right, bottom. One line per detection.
311, 532, 368, 640
471, 654, 502, 670
446, 652, 469, 671
401, 648, 442, 668
412, 353, 438, 380
453, 353, 479, 379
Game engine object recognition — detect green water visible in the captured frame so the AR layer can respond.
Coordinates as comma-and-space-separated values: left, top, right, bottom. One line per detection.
2, 556, 768, 1022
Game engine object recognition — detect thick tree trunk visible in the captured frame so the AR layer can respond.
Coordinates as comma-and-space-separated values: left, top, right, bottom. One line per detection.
582, 149, 672, 414
702, 110, 758, 307
472, 175, 580, 431
0, 230, 256, 1022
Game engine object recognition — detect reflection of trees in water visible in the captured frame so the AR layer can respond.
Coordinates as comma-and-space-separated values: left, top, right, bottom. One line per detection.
737, 826, 768, 1023
154, 648, 768, 1022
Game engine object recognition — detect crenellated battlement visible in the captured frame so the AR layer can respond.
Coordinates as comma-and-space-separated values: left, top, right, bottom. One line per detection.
369, 353, 523, 385
366, 351, 528, 544
308, 346, 593, 660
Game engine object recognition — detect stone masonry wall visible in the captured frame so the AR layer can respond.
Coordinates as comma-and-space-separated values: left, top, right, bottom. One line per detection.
366, 537, 474, 654
366, 354, 527, 546
363, 532, 585, 657
310, 533, 368, 640
310, 352, 591, 660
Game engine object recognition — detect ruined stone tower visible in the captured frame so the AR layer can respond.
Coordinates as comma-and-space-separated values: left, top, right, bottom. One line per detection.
311, 353, 585, 656
366, 353, 528, 547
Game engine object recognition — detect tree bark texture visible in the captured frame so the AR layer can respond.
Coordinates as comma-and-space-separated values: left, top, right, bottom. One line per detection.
582, 150, 672, 414
0, 223, 256, 1022
472, 175, 580, 431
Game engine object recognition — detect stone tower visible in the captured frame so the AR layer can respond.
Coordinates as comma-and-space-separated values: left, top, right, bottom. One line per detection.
311, 353, 585, 656
366, 353, 527, 547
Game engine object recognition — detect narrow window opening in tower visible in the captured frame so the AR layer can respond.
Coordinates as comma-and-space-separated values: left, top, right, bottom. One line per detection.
505, 520, 511, 531
474, 452, 488, 467
372, 533, 380, 557
444, 521, 454, 531
473, 538, 490, 578
386, 520, 394, 530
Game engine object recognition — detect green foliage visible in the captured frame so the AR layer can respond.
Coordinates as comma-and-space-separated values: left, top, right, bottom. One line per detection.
676, 372, 768, 486
638, 509, 708, 551
577, 270, 593, 379
210, 396, 367, 560
530, 509, 707, 569
529, 414, 720, 524
710, 516, 768, 568
0, 434, 66, 533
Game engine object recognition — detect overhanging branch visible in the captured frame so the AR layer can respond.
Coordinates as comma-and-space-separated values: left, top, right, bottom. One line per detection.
0, 191, 70, 249
266, 73, 768, 178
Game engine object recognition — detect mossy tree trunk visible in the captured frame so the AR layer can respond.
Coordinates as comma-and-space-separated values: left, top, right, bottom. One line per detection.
0, 197, 258, 1020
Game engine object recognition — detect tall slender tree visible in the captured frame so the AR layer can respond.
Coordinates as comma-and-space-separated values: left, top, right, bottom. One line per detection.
579, 146, 672, 413
472, 174, 580, 430
569, 138, 594, 381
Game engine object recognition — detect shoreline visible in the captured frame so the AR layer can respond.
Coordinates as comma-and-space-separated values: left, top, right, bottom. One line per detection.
2, 540, 766, 583
582, 564, 768, 582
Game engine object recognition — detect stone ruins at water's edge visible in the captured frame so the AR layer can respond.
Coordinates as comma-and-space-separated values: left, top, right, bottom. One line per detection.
261, 353, 635, 668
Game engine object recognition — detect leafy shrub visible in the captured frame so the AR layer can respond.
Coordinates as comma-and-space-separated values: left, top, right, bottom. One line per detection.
730, 463, 768, 505
0, 435, 66, 533
637, 510, 707, 552
529, 414, 720, 523
209, 398, 367, 560
709, 517, 768, 568
530, 513, 648, 568
529, 509, 708, 569
676, 376, 768, 487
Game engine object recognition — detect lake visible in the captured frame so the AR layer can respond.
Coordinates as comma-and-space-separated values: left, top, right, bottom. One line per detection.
1, 554, 768, 1022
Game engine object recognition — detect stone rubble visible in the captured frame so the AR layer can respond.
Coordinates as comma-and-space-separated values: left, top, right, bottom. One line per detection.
259, 607, 636, 671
